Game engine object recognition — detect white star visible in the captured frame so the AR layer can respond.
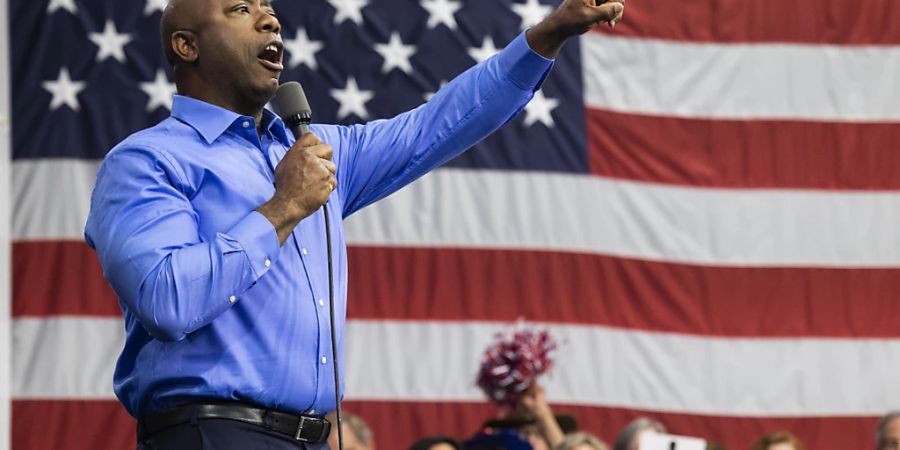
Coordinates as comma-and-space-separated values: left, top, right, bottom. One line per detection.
140, 69, 177, 112
47, 0, 78, 14
374, 32, 417, 75
330, 77, 374, 120
420, 0, 462, 30
328, 0, 368, 25
42, 67, 86, 112
523, 90, 559, 127
144, 0, 167, 16
424, 80, 447, 102
284, 28, 324, 70
88, 20, 133, 63
467, 37, 500, 64
511, 0, 553, 31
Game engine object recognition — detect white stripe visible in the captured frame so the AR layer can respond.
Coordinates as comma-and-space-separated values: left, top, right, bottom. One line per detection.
12, 317, 900, 416
12, 158, 98, 241
581, 33, 900, 121
349, 321, 900, 416
15, 159, 900, 267
1, 0, 11, 445
346, 169, 900, 267
11, 318, 122, 399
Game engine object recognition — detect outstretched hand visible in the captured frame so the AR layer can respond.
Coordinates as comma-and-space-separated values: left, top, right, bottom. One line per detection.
526, 0, 625, 58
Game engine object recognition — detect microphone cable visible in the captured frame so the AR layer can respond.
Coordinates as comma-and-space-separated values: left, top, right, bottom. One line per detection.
323, 203, 344, 450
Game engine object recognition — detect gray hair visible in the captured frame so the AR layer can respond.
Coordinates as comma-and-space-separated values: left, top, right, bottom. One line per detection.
556, 432, 610, 450
344, 413, 374, 446
613, 417, 667, 450
877, 411, 900, 449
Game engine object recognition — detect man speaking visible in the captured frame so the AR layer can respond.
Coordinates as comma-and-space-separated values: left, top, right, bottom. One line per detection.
84, 0, 625, 449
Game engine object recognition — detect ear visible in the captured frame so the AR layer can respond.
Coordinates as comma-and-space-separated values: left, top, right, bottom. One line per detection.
171, 30, 199, 63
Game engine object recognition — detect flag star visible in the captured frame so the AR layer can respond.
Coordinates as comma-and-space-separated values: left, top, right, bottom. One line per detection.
144, 0, 167, 16
523, 90, 560, 127
420, 0, 462, 30
328, 0, 368, 25
47, 0, 78, 14
284, 28, 324, 70
331, 77, 374, 120
424, 80, 447, 102
140, 69, 177, 112
511, 0, 553, 31
89, 20, 133, 63
374, 32, 416, 75
467, 37, 500, 64
42, 67, 86, 112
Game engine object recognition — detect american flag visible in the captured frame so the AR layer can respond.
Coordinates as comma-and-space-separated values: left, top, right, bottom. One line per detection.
6, 0, 900, 449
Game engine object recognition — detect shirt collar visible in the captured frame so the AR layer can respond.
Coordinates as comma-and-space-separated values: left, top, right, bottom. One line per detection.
170, 95, 292, 146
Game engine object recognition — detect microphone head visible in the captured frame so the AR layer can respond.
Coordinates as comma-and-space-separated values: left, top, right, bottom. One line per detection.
274, 81, 312, 125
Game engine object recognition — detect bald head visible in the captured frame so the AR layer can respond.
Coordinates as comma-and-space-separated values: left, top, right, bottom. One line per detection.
159, 0, 211, 68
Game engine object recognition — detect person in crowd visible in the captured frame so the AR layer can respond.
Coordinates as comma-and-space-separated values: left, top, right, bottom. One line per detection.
748, 431, 805, 450
878, 411, 900, 450
612, 417, 666, 450
409, 436, 463, 450
325, 412, 374, 450
556, 432, 610, 450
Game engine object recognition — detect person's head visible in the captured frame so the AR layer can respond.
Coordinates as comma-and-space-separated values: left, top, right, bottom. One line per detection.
326, 412, 375, 450
748, 431, 805, 450
408, 436, 462, 450
159, 0, 284, 115
613, 417, 666, 450
877, 411, 900, 450
557, 432, 610, 450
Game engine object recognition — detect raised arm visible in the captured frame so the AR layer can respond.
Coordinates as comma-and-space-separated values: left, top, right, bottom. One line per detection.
318, 0, 625, 217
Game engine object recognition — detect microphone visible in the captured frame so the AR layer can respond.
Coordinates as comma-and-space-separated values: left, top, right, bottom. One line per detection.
272, 81, 345, 450
274, 81, 312, 136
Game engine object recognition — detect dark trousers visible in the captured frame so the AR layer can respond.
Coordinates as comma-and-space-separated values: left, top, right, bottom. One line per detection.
137, 418, 329, 450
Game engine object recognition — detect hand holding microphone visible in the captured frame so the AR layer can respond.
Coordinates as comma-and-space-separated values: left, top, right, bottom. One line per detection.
256, 82, 336, 244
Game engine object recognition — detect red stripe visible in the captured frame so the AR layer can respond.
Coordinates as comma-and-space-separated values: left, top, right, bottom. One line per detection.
12, 240, 121, 317
12, 400, 135, 450
343, 401, 877, 450
595, 0, 900, 45
586, 108, 900, 190
12, 399, 877, 450
15, 241, 900, 338
347, 246, 900, 338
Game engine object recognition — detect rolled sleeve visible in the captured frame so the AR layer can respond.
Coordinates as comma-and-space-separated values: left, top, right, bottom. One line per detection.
226, 210, 282, 281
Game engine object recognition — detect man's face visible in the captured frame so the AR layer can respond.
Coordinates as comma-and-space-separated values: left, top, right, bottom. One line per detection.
882, 417, 900, 450
192, 0, 284, 104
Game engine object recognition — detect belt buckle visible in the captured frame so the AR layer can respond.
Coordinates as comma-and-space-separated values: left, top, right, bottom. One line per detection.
293, 416, 310, 442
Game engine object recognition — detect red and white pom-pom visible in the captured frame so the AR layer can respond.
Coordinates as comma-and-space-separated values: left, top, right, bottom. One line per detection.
476, 322, 558, 407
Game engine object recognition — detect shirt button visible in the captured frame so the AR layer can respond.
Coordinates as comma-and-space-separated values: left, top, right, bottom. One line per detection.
242, 121, 250, 128
321, 356, 327, 364
264, 259, 271, 268
301, 248, 308, 255
229, 295, 237, 303
318, 298, 325, 307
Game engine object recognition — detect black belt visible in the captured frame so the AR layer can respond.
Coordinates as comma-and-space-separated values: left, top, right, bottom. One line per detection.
137, 402, 331, 444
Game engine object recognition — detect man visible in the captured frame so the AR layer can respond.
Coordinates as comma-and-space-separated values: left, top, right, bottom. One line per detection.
84, 0, 626, 449
879, 412, 900, 450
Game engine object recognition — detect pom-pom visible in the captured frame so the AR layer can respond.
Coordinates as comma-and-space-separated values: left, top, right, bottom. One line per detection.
476, 322, 558, 407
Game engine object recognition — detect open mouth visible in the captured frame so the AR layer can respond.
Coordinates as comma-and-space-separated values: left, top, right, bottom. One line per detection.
258, 42, 284, 72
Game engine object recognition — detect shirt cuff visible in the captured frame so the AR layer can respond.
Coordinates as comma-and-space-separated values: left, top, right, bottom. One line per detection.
227, 210, 281, 280
496, 31, 555, 91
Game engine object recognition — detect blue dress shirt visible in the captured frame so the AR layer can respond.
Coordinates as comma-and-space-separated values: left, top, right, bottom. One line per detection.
85, 32, 553, 418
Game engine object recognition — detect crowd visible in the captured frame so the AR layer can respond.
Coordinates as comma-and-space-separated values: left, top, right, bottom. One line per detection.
325, 398, 900, 450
